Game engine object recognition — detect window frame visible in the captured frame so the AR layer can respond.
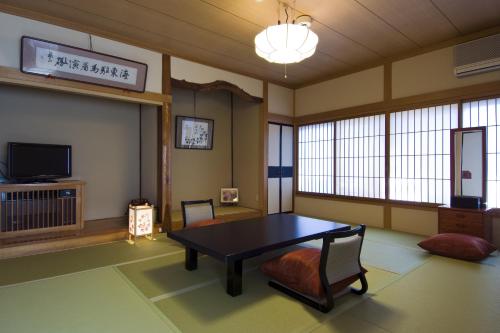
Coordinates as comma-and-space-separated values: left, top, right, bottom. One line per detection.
294, 91, 500, 209
296, 112, 387, 203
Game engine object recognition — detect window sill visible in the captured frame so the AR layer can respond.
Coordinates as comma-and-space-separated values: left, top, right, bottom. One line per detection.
295, 192, 440, 210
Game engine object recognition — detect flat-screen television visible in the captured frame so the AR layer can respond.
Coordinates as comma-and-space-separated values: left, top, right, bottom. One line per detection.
7, 142, 72, 181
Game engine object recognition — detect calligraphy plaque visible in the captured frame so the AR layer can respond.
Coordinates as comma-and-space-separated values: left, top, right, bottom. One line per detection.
21, 36, 148, 92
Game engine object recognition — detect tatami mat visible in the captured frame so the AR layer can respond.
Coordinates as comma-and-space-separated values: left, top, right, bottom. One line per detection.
0, 267, 178, 333
309, 312, 390, 333
118, 252, 225, 299
0, 238, 182, 286
305, 236, 430, 275
1, 225, 499, 333
333, 255, 500, 333
154, 266, 398, 333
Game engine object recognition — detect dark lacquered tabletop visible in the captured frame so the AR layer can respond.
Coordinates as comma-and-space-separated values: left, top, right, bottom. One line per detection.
168, 214, 350, 261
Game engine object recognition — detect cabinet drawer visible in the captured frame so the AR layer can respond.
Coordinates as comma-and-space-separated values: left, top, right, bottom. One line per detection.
439, 209, 482, 225
439, 223, 484, 238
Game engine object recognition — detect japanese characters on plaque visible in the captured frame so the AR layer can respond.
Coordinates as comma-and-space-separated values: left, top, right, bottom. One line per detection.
21, 36, 148, 92
35, 47, 138, 85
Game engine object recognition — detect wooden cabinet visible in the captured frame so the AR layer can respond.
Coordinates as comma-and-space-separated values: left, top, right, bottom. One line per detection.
0, 181, 85, 242
438, 205, 492, 241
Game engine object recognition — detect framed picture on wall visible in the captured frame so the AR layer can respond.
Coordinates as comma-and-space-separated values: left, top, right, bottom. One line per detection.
175, 116, 214, 150
21, 36, 148, 92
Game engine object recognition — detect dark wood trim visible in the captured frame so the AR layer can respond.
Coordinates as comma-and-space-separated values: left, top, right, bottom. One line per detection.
383, 204, 392, 229
450, 126, 487, 203
260, 81, 269, 215
296, 192, 386, 205
384, 63, 392, 102
295, 80, 500, 125
295, 192, 440, 211
267, 113, 294, 125
171, 78, 263, 103
0, 66, 169, 106
384, 108, 391, 228
158, 54, 172, 231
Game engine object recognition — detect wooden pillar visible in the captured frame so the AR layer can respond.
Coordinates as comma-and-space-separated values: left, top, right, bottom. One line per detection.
384, 63, 392, 229
260, 81, 269, 216
158, 54, 172, 231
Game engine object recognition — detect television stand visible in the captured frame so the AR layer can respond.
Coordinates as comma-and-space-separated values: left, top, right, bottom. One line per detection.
14, 179, 59, 184
0, 180, 85, 242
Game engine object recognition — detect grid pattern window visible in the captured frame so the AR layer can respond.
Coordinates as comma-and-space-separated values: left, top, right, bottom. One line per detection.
462, 98, 500, 208
335, 115, 385, 198
298, 122, 335, 194
389, 104, 458, 204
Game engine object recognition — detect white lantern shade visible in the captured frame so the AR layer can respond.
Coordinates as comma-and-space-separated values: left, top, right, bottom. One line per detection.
255, 23, 319, 64
129, 204, 154, 237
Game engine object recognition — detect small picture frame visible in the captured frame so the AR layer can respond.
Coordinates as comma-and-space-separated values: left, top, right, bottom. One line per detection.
175, 116, 214, 150
221, 188, 239, 204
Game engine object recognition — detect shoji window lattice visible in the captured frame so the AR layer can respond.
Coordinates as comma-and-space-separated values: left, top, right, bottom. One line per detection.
389, 104, 458, 204
335, 115, 385, 199
298, 122, 334, 194
462, 97, 500, 208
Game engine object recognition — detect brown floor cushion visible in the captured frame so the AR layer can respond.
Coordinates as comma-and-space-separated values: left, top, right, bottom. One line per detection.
418, 233, 497, 261
185, 218, 224, 229
261, 247, 367, 299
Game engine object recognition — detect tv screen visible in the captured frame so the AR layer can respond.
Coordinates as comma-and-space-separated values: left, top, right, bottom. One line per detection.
8, 142, 72, 180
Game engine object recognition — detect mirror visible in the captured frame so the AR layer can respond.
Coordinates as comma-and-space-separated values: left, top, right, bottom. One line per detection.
451, 127, 486, 203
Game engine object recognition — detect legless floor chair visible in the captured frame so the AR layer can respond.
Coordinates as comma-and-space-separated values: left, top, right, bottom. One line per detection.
261, 225, 368, 312
181, 199, 223, 229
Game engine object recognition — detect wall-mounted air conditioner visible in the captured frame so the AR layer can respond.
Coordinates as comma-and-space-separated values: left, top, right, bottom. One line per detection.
454, 33, 500, 77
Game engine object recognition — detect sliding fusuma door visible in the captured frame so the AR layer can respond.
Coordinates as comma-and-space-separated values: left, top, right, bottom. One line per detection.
268, 123, 294, 214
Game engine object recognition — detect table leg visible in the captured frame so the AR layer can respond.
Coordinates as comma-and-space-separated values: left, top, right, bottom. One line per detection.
226, 259, 243, 296
185, 247, 198, 271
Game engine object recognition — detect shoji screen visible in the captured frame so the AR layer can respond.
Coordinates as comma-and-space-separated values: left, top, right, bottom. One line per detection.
389, 104, 458, 204
297, 122, 334, 194
462, 97, 500, 207
335, 115, 385, 199
268, 123, 294, 214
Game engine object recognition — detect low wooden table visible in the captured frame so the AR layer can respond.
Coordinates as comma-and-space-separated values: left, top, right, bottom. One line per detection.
167, 214, 350, 296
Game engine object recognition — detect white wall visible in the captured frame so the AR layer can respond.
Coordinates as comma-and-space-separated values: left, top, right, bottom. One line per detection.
295, 66, 384, 116
268, 83, 293, 116
0, 12, 162, 93
171, 57, 263, 98
0, 85, 159, 220
171, 88, 232, 211
141, 107, 158, 207
392, 46, 500, 99
294, 196, 384, 228
234, 97, 261, 209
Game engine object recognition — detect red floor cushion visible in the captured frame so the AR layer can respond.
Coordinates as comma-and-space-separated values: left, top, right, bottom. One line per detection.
261, 247, 367, 299
185, 218, 224, 229
418, 233, 497, 261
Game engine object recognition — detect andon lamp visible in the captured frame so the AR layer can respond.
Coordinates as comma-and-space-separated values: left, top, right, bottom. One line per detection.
128, 203, 154, 244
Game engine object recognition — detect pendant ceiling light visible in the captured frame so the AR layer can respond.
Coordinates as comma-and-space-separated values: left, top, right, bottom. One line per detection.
255, 1, 318, 65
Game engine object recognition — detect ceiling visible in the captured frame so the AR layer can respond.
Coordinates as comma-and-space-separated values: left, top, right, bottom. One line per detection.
1, 0, 499, 87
